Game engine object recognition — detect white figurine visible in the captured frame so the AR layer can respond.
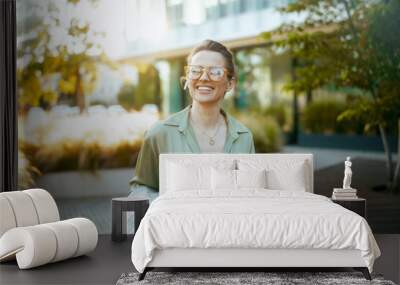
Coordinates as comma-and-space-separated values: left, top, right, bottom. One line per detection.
342, 156, 352, 189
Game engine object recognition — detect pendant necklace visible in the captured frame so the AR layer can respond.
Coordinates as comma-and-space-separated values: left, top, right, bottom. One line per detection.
190, 115, 222, 145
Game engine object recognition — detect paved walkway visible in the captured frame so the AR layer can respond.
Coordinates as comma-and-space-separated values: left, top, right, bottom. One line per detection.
283, 145, 387, 170
56, 146, 391, 234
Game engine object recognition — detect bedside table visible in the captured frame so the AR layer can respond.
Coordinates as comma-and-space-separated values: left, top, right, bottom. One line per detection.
111, 197, 149, 242
331, 198, 366, 218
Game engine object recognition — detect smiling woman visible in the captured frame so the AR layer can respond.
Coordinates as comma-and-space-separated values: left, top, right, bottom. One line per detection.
129, 39, 255, 200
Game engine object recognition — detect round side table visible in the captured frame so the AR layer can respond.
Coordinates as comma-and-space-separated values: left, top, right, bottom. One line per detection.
111, 197, 149, 242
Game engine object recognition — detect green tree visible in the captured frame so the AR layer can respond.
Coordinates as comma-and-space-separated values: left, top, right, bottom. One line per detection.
263, 0, 400, 191
117, 82, 136, 111
17, 0, 114, 113
134, 64, 161, 110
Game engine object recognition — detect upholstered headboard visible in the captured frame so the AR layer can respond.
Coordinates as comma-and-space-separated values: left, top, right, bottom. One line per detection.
159, 154, 314, 195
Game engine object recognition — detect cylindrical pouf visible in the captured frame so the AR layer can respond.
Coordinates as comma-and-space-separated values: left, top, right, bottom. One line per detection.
0, 196, 17, 237
0, 218, 98, 269
0, 226, 57, 269
42, 221, 79, 262
0, 191, 39, 228
0, 189, 60, 238
23, 188, 60, 224
64, 218, 98, 257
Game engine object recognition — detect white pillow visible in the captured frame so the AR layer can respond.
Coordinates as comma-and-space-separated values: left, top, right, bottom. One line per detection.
167, 162, 211, 191
238, 159, 307, 191
236, 169, 267, 189
166, 160, 236, 192
266, 162, 306, 191
211, 168, 267, 191
211, 168, 236, 190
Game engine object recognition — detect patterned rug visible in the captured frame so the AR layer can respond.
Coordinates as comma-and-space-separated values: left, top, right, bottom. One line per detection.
116, 271, 396, 285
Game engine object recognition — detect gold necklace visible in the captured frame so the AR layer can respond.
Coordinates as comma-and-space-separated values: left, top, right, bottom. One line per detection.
190, 115, 223, 145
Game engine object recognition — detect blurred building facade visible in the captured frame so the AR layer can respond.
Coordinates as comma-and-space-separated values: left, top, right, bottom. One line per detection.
121, 0, 298, 115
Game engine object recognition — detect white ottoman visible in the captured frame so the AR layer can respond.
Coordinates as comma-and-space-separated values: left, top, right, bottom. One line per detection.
0, 189, 98, 269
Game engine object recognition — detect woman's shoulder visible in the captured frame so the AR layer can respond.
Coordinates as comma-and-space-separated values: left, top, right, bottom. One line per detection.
225, 112, 253, 136
144, 108, 187, 139
144, 121, 165, 138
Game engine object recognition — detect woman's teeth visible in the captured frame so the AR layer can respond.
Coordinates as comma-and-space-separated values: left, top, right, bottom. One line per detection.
197, 86, 213, 91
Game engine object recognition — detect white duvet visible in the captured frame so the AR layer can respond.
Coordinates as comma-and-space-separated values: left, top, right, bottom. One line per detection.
131, 190, 380, 273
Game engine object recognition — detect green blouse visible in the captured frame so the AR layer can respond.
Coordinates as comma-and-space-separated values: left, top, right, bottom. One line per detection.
130, 105, 255, 191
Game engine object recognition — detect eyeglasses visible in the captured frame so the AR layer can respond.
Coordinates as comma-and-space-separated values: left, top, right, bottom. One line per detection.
185, 65, 229, 81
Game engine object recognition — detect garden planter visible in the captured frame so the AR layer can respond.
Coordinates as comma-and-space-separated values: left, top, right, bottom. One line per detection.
35, 168, 134, 198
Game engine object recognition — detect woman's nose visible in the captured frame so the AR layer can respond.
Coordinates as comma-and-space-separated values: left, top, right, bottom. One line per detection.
199, 69, 210, 81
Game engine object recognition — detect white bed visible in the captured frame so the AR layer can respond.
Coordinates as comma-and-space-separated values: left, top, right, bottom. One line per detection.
131, 154, 380, 280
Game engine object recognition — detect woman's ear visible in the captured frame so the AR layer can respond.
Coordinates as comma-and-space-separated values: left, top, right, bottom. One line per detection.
180, 76, 189, 90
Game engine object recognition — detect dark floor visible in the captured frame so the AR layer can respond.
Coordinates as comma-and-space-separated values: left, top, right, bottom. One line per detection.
0, 235, 133, 285
314, 158, 400, 234
1, 235, 399, 285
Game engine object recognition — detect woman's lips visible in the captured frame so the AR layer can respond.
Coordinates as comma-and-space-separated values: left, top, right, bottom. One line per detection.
196, 85, 214, 94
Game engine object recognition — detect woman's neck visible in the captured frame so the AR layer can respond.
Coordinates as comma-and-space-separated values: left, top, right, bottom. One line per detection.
190, 102, 222, 128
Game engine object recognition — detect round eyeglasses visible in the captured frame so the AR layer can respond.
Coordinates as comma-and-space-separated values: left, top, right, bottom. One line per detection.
185, 65, 229, 81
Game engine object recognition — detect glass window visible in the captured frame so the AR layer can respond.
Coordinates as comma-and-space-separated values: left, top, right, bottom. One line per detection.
166, 0, 184, 28
256, 0, 270, 9
239, 0, 248, 13
219, 1, 228, 17
205, 0, 219, 20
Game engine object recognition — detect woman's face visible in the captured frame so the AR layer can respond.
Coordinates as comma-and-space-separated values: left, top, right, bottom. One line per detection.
187, 50, 233, 105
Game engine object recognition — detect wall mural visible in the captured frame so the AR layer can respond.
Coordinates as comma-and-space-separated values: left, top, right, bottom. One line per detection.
16, 0, 399, 236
